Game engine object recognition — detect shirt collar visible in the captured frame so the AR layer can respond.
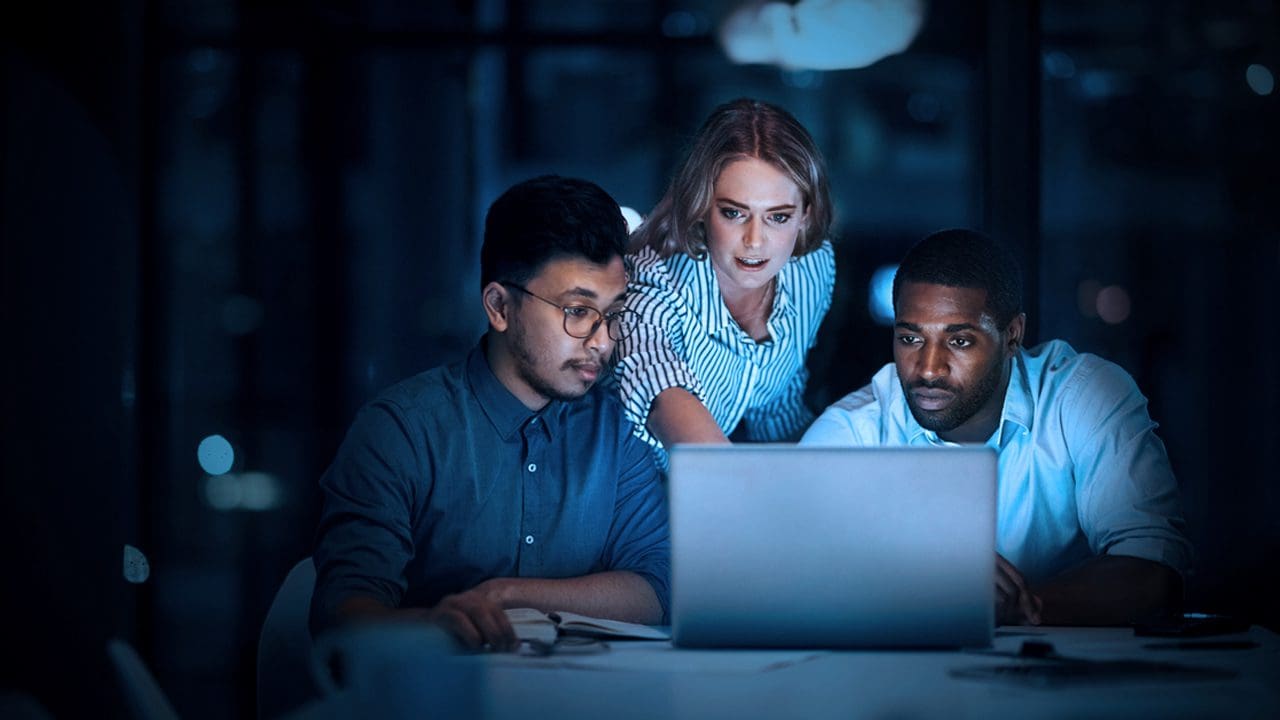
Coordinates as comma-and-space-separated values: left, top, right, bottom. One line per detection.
466, 338, 560, 442
901, 351, 1034, 447
678, 253, 798, 338
997, 349, 1035, 443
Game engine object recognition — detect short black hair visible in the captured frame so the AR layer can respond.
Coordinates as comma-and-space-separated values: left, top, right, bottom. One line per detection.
892, 228, 1024, 327
480, 175, 628, 289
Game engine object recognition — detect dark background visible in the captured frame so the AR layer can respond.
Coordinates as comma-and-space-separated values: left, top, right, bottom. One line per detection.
2, 1, 1277, 718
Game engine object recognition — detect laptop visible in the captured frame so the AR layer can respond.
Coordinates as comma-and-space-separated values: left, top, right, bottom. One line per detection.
668, 444, 996, 648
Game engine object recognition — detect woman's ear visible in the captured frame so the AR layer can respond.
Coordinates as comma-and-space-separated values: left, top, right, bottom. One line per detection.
482, 282, 512, 332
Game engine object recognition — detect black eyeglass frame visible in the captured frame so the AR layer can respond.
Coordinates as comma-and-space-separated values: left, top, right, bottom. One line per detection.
500, 282, 636, 342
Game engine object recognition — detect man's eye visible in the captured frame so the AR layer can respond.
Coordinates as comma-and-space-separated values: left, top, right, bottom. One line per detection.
897, 335, 919, 345
564, 306, 593, 318
950, 337, 973, 348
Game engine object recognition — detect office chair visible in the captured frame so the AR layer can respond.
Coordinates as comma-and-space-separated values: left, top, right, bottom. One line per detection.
106, 639, 181, 720
257, 557, 319, 720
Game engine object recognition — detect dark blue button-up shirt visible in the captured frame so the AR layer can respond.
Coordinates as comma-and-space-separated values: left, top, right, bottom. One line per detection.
312, 341, 670, 633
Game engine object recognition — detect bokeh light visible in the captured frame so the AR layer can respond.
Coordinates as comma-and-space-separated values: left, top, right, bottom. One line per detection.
1246, 64, 1274, 96
197, 434, 235, 475
869, 264, 899, 326
1096, 285, 1132, 324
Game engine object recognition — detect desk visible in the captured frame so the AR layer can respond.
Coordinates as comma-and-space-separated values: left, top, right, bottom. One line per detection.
480, 626, 1280, 719
288, 625, 1280, 719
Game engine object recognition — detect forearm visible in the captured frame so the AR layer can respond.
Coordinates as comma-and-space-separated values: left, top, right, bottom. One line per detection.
481, 571, 663, 625
331, 594, 431, 626
1033, 555, 1182, 626
648, 387, 729, 447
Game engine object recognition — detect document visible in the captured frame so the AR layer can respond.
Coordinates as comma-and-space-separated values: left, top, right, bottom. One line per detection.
505, 608, 670, 645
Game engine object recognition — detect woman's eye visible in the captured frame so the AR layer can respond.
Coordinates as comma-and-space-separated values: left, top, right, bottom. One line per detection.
719, 207, 742, 220
770, 213, 791, 224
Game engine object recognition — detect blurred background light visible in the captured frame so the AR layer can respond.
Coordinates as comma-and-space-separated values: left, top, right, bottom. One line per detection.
202, 471, 284, 512
1096, 285, 1132, 324
1043, 50, 1077, 79
619, 206, 644, 234
719, 0, 925, 71
1246, 64, 1274, 96
197, 434, 235, 475
237, 472, 283, 511
907, 92, 941, 123
122, 544, 150, 584
203, 473, 241, 510
661, 10, 703, 38
869, 264, 899, 326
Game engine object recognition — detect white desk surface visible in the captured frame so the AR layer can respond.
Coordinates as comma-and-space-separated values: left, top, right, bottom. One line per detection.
479, 626, 1280, 719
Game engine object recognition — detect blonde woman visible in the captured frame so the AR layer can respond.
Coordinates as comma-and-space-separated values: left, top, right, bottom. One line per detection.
615, 98, 836, 467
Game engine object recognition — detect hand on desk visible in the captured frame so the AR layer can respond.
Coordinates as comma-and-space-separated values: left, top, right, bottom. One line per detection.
995, 553, 1042, 626
425, 581, 520, 652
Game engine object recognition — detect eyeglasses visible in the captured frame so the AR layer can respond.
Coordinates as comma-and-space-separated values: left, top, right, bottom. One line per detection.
501, 282, 636, 341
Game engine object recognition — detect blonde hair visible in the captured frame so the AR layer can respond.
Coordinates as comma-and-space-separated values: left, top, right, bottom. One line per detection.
630, 98, 832, 259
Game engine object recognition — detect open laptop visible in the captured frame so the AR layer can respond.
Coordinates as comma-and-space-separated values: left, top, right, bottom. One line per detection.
668, 445, 996, 648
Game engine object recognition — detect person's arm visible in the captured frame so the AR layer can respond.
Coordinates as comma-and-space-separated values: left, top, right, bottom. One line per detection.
614, 251, 721, 452
1031, 555, 1182, 626
648, 386, 730, 446
333, 571, 661, 651
310, 401, 521, 651
468, 572, 661, 624
311, 401, 423, 636
1011, 357, 1191, 625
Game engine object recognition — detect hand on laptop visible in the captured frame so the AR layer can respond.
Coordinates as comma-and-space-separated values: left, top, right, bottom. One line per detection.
995, 553, 1043, 626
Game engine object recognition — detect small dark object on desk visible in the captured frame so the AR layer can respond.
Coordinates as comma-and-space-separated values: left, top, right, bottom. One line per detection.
1134, 613, 1251, 638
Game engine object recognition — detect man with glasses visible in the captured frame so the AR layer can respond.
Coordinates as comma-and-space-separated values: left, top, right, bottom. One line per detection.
311, 176, 668, 651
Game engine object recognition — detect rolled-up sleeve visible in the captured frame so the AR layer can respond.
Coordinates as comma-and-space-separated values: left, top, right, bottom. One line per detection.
311, 401, 423, 634
599, 430, 671, 622
1065, 359, 1192, 575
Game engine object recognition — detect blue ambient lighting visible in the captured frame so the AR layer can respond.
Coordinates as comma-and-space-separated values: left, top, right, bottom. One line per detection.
869, 264, 899, 325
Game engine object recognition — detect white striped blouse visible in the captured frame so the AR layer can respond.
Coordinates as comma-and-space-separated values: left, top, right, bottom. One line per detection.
612, 239, 836, 467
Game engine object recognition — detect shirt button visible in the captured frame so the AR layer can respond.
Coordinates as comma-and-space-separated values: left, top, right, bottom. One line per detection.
525, 535, 535, 545
527, 463, 537, 472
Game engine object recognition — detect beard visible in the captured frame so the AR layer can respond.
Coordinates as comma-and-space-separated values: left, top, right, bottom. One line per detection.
507, 318, 593, 403
902, 357, 1004, 434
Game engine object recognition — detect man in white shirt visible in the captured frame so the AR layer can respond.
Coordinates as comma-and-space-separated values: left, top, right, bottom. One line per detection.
803, 229, 1190, 626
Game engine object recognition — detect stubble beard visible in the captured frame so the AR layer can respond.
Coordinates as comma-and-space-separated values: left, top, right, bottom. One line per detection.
903, 357, 1004, 434
508, 319, 591, 403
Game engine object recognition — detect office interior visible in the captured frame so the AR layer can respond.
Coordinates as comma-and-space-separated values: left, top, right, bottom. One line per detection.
2, 1, 1277, 718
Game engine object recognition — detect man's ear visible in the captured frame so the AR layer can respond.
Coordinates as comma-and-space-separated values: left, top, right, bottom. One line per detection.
1004, 313, 1027, 357
482, 282, 512, 333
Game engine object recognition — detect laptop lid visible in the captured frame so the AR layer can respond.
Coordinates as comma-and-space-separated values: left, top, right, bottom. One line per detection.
669, 445, 996, 648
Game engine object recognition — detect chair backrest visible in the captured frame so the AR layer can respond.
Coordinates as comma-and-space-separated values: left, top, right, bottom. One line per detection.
106, 639, 181, 720
257, 557, 318, 720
